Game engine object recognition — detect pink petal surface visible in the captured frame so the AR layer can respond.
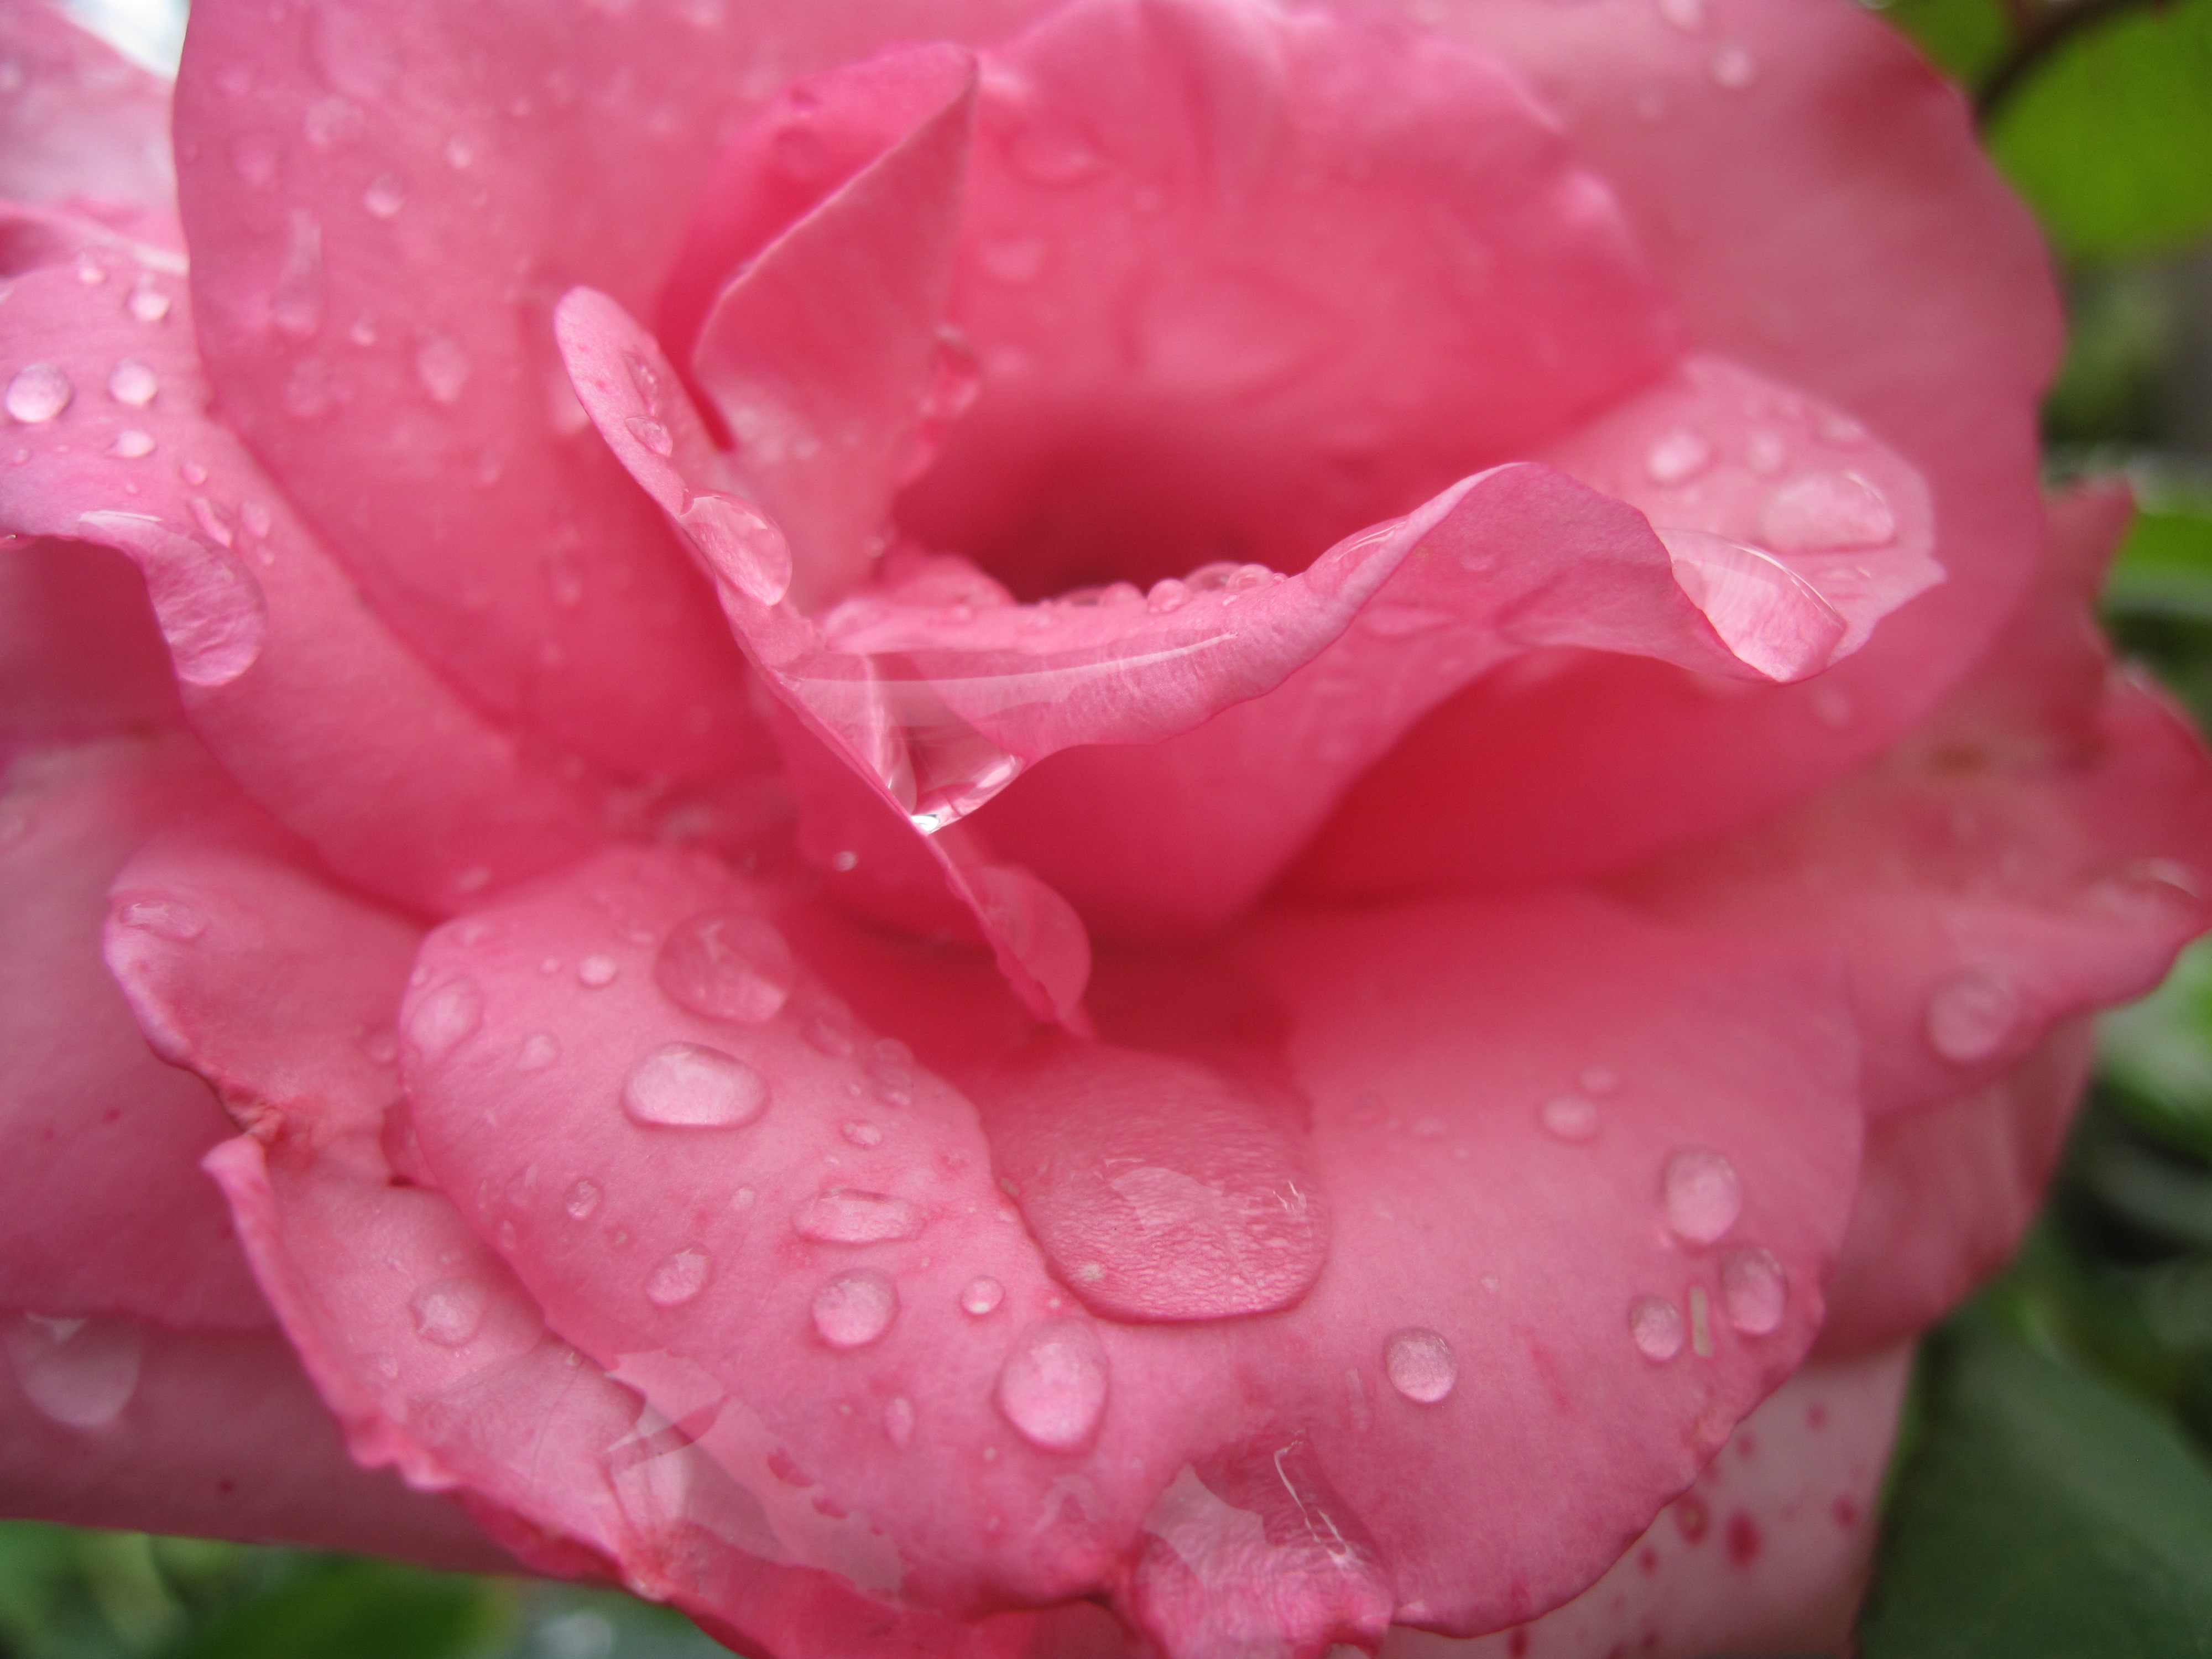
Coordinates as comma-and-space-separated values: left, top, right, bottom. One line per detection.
373, 842, 1856, 1650
168, 0, 1042, 786
1300, 0, 2060, 895
0, 734, 265, 1329
0, 537, 182, 750
1384, 1343, 1912, 1659
0, 0, 178, 243
0, 241, 616, 914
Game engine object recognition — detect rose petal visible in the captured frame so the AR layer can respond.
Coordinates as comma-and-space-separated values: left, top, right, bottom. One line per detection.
0, 246, 617, 913
0, 0, 178, 244
1, 536, 182, 749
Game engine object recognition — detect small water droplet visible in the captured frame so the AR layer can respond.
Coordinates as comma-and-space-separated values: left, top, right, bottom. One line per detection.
408, 979, 482, 1058
961, 1275, 1005, 1316
995, 1319, 1109, 1451
116, 895, 207, 941
680, 490, 791, 607
126, 276, 170, 324
842, 1120, 884, 1148
884, 1395, 915, 1448
1539, 1094, 1600, 1142
1384, 1327, 1457, 1404
620, 1042, 769, 1129
362, 173, 405, 217
516, 1031, 560, 1072
1630, 1294, 1684, 1361
1662, 1147, 1741, 1245
576, 954, 619, 988
1759, 472, 1896, 553
564, 1178, 602, 1219
655, 909, 795, 1025
188, 495, 235, 547
5, 363, 71, 423
415, 337, 472, 404
109, 428, 156, 459
1707, 43, 1756, 88
802, 1013, 856, 1057
793, 1188, 923, 1244
410, 1279, 488, 1346
625, 414, 674, 456
646, 1246, 711, 1308
272, 210, 324, 340
106, 358, 158, 408
1645, 427, 1713, 485
1147, 577, 1191, 613
1721, 1245, 1786, 1335
811, 1267, 898, 1348
1925, 971, 2019, 1063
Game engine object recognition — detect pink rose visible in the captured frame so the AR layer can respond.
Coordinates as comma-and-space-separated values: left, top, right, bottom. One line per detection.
4, 0, 2209, 1652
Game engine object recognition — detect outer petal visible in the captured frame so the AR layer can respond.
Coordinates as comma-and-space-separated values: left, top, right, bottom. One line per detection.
0, 536, 182, 750
0, 734, 265, 1328
0, 241, 615, 914
169, 0, 1040, 784
1303, 0, 2061, 893
0, 0, 176, 241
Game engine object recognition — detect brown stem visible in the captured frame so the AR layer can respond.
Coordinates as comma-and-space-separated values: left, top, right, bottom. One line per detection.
1978, 0, 2171, 124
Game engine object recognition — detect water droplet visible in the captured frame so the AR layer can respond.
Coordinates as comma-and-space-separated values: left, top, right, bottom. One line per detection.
625, 414, 674, 456
1662, 1147, 1741, 1245
408, 979, 482, 1058
2086, 858, 2203, 922
272, 210, 324, 340
410, 1279, 488, 1346
106, 358, 158, 408
1147, 577, 1191, 613
655, 908, 795, 1025
680, 489, 792, 607
576, 954, 619, 988
126, 276, 171, 324
362, 173, 405, 217
188, 495, 235, 548
1721, 1245, 1786, 1335
842, 1120, 884, 1148
115, 895, 207, 941
884, 1395, 915, 1448
5, 363, 71, 423
793, 1188, 923, 1244
1925, 971, 2020, 1063
961, 1275, 1005, 1316
1707, 43, 1756, 88
1539, 1094, 1600, 1142
1630, 1294, 1684, 1361
1384, 1327, 1457, 1404
415, 337, 472, 404
995, 1319, 1109, 1451
1758, 472, 1896, 553
620, 1042, 769, 1129
108, 429, 156, 459
646, 1246, 711, 1307
564, 1178, 602, 1219
802, 1013, 856, 1057
1645, 427, 1713, 485
1008, 124, 1106, 186
3, 1314, 143, 1428
1657, 0, 1706, 27
979, 232, 1048, 284
516, 1031, 560, 1072
811, 1267, 898, 1348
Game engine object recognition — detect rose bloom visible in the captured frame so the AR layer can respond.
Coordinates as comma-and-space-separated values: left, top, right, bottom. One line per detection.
3, 0, 2209, 1653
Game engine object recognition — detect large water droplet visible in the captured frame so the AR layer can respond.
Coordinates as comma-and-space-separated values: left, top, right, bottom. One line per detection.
271, 210, 324, 340
410, 1279, 488, 1346
1757, 472, 1896, 554
362, 173, 405, 218
115, 895, 207, 942
1645, 427, 1713, 485
1538, 1094, 1600, 1142
792, 1189, 923, 1244
1721, 1245, 1787, 1335
408, 979, 482, 1058
3, 1314, 143, 1428
415, 337, 472, 404
961, 1275, 1005, 1316
655, 908, 796, 1025
995, 1319, 1109, 1451
564, 1178, 602, 1220
680, 490, 792, 607
107, 358, 158, 408
646, 1246, 711, 1307
812, 1268, 898, 1348
1925, 971, 2020, 1063
5, 363, 71, 423
1662, 1146, 1741, 1245
1383, 1327, 1457, 1404
620, 1042, 769, 1129
1630, 1294, 1684, 1361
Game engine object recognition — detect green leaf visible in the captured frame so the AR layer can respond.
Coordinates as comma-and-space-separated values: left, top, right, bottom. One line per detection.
1858, 1313, 2212, 1657
164, 1559, 514, 1659
2104, 491, 2212, 625
1875, 0, 2014, 84
1986, 0, 2212, 261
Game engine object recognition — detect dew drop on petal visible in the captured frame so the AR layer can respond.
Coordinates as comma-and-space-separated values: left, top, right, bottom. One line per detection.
109, 428, 155, 458
961, 1275, 1005, 1316
646, 1246, 711, 1307
656, 909, 796, 1025
1630, 1294, 1684, 1361
1926, 971, 2020, 1062
106, 358, 158, 407
576, 954, 619, 988
270, 210, 324, 340
1539, 1094, 1600, 1142
884, 1395, 915, 1448
415, 337, 472, 404
1757, 472, 1896, 553
1707, 43, 1756, 88
5, 363, 71, 423
1384, 1327, 1457, 1404
1721, 1245, 1787, 1335
995, 1319, 1109, 1451
680, 490, 792, 607
564, 1178, 602, 1220
1662, 1146, 1741, 1245
410, 1279, 488, 1347
620, 1042, 769, 1129
3, 1314, 143, 1428
116, 895, 207, 941
127, 276, 171, 323
1644, 427, 1712, 485
792, 1189, 922, 1244
515, 1031, 560, 1072
811, 1268, 898, 1348
407, 979, 482, 1058
842, 1120, 883, 1148
362, 173, 405, 217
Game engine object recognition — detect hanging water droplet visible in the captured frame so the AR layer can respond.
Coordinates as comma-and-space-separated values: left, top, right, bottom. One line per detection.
995, 1319, 1109, 1451
655, 909, 796, 1025
407, 979, 482, 1058
576, 954, 619, 988
115, 895, 207, 941
1383, 1327, 1457, 1404
646, 1246, 711, 1307
3, 1314, 143, 1428
1538, 1094, 1600, 1142
564, 1178, 602, 1220
126, 276, 170, 323
1757, 472, 1896, 553
1630, 1294, 1684, 1361
884, 1395, 916, 1448
1721, 1245, 1786, 1335
271, 210, 324, 340
362, 173, 405, 217
109, 428, 156, 459
1645, 427, 1713, 485
410, 1279, 488, 1346
5, 363, 71, 423
793, 1188, 923, 1244
811, 1268, 899, 1348
516, 1031, 560, 1072
1662, 1147, 1741, 1245
620, 1042, 769, 1129
961, 1275, 1005, 1316
1707, 44, 1756, 88
1925, 971, 2020, 1063
107, 358, 158, 408
680, 490, 792, 607
415, 337, 472, 404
